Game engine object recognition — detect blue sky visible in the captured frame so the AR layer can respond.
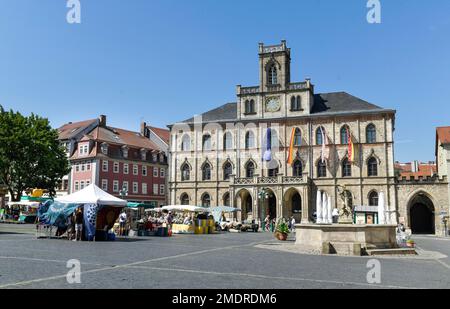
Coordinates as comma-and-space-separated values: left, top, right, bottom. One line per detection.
1, 0, 449, 162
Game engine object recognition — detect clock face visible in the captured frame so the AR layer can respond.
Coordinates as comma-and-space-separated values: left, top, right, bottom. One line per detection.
265, 97, 281, 112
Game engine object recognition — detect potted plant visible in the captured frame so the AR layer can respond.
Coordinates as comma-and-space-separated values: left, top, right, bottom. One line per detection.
274, 220, 290, 241
406, 239, 415, 248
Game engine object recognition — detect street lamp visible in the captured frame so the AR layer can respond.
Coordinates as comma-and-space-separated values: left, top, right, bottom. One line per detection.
119, 187, 128, 200
258, 187, 271, 231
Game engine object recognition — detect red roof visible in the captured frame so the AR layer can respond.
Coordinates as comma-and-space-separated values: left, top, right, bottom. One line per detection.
148, 126, 170, 145
395, 162, 436, 179
58, 119, 97, 140
91, 126, 161, 151
437, 126, 450, 144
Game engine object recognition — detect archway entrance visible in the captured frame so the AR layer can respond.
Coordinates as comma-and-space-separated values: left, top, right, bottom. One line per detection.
409, 193, 435, 234
284, 188, 302, 222
236, 189, 253, 221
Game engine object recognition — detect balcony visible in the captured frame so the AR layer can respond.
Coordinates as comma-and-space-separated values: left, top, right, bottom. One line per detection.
233, 174, 306, 186
288, 82, 308, 91
240, 86, 260, 95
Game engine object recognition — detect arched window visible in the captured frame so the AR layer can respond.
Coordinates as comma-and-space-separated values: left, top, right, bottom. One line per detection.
202, 134, 211, 151
369, 191, 379, 206
341, 125, 350, 145
366, 124, 376, 143
293, 160, 303, 177
342, 158, 352, 177
181, 135, 190, 151
294, 128, 302, 146
318, 161, 327, 178
268, 65, 278, 85
245, 100, 255, 114
223, 162, 233, 180
368, 157, 378, 177
223, 132, 233, 150
316, 127, 325, 145
268, 163, 279, 177
180, 193, 190, 205
223, 193, 230, 207
202, 163, 211, 180
291, 96, 301, 111
245, 131, 255, 149
292, 193, 302, 213
201, 193, 211, 207
181, 164, 190, 181
246, 161, 255, 178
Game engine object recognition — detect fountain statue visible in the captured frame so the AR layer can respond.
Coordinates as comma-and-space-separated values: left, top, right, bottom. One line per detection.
337, 185, 354, 224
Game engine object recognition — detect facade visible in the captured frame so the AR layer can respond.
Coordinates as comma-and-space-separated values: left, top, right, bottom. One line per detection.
168, 41, 397, 225
59, 115, 169, 207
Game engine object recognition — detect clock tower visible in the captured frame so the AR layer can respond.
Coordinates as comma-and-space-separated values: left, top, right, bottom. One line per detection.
258, 40, 291, 92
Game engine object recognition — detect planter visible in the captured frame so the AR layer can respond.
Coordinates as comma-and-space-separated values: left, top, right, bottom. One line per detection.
275, 232, 288, 241
406, 242, 415, 248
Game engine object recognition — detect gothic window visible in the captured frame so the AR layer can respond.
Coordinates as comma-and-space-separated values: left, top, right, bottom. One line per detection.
291, 96, 301, 111
202, 163, 212, 181
202, 134, 211, 151
268, 167, 278, 177
223, 193, 230, 207
181, 164, 190, 181
181, 134, 190, 151
245, 131, 255, 149
294, 128, 302, 146
368, 157, 378, 177
223, 162, 233, 180
369, 191, 379, 206
293, 160, 303, 177
201, 193, 211, 207
316, 127, 325, 145
268, 65, 278, 85
181, 193, 190, 205
342, 158, 352, 177
223, 132, 233, 150
366, 124, 377, 144
246, 161, 255, 178
318, 161, 327, 178
341, 125, 350, 145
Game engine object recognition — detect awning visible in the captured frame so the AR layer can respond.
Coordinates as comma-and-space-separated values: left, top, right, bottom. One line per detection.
162, 205, 210, 213
126, 202, 156, 209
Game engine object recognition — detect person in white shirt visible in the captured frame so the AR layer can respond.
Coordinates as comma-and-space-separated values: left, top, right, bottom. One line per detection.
119, 211, 127, 236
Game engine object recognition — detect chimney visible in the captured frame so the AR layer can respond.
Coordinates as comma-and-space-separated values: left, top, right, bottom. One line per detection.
140, 121, 147, 137
99, 115, 106, 127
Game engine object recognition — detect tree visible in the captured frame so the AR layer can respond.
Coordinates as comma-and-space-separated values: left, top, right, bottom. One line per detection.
0, 105, 70, 201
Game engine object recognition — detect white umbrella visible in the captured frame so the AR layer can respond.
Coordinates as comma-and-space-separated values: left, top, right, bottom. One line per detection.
322, 192, 328, 224
378, 192, 385, 224
162, 205, 210, 213
327, 194, 332, 224
316, 191, 322, 224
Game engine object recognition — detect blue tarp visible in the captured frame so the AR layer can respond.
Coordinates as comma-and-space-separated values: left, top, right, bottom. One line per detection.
38, 200, 81, 228
208, 206, 241, 223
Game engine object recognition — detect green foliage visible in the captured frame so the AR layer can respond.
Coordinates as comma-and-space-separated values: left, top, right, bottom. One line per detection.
275, 220, 290, 235
0, 105, 70, 200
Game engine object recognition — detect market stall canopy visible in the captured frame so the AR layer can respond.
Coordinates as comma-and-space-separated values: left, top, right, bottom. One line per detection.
126, 202, 156, 209
207, 206, 241, 213
162, 205, 210, 213
145, 208, 163, 212
7, 201, 41, 208
55, 184, 127, 207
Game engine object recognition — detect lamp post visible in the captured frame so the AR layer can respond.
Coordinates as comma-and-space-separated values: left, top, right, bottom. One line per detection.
258, 187, 271, 231
119, 187, 128, 200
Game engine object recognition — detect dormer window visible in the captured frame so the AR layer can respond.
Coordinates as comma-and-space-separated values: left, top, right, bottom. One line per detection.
79, 144, 89, 156
101, 142, 109, 155
140, 149, 147, 161
268, 65, 278, 85
159, 153, 164, 163
121, 146, 129, 158
152, 153, 157, 162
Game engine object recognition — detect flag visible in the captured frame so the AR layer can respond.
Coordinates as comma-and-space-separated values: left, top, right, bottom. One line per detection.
287, 127, 296, 166
347, 127, 355, 162
263, 128, 272, 162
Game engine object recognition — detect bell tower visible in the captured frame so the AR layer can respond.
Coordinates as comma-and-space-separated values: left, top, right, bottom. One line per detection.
258, 40, 291, 92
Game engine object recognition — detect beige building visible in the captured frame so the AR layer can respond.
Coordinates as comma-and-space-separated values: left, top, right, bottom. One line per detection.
168, 41, 399, 226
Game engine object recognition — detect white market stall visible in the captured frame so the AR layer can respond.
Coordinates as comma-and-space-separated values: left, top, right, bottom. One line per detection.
161, 205, 212, 235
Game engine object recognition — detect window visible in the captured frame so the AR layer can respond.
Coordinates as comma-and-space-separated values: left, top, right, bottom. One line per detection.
153, 167, 159, 177
223, 132, 233, 150
316, 127, 325, 145
246, 161, 255, 178
142, 183, 148, 195
223, 193, 230, 207
291, 96, 301, 111
318, 161, 327, 178
122, 181, 129, 192
245, 131, 255, 149
102, 160, 108, 172
75, 163, 80, 173
342, 158, 352, 177
132, 182, 138, 194
86, 180, 90, 186
101, 143, 108, 155
294, 128, 302, 146
223, 162, 233, 180
268, 65, 278, 85
368, 157, 378, 177
79, 144, 88, 156
140, 150, 147, 161
181, 164, 190, 181
74, 181, 79, 192
202, 134, 211, 151
122, 147, 128, 158
152, 153, 157, 162
293, 160, 302, 177
366, 124, 377, 143
123, 164, 129, 175
181, 193, 190, 205
113, 180, 119, 192
369, 191, 379, 206
153, 184, 158, 195
181, 135, 190, 151
86, 162, 91, 171
202, 163, 211, 181
159, 154, 164, 163
80, 181, 85, 190
245, 100, 255, 114
81, 163, 85, 172
142, 166, 147, 176
160, 168, 165, 178
101, 179, 108, 191
201, 193, 211, 207
160, 185, 165, 195
268, 167, 278, 177
113, 162, 119, 173
133, 164, 138, 176
341, 125, 350, 145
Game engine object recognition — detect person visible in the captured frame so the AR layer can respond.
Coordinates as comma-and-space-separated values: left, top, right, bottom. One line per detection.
67, 213, 75, 241
74, 208, 83, 241
290, 216, 296, 232
270, 218, 276, 233
264, 215, 270, 232
119, 211, 127, 236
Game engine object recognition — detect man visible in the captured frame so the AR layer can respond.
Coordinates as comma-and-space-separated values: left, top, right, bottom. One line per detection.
290, 216, 296, 232
74, 208, 83, 241
119, 211, 127, 236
